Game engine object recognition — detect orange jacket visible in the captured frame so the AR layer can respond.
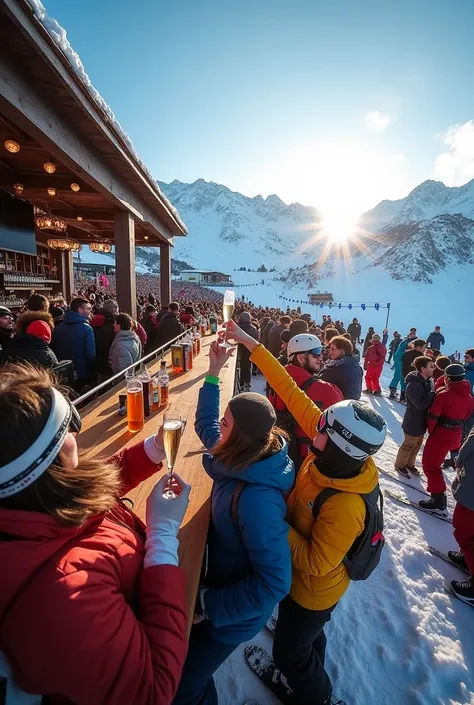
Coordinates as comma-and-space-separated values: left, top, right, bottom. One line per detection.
251, 345, 378, 610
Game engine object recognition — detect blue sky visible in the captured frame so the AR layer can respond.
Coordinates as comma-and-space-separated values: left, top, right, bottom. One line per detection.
43, 0, 474, 217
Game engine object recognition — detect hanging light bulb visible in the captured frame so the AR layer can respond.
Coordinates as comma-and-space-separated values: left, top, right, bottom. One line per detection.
144, 235, 149, 240
89, 240, 112, 254
77, 216, 83, 222
13, 183, 24, 194
4, 140, 20, 153
43, 160, 56, 174
47, 187, 57, 197
70, 182, 81, 192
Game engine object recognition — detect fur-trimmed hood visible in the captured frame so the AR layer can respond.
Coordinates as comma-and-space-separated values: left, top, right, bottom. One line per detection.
16, 310, 54, 334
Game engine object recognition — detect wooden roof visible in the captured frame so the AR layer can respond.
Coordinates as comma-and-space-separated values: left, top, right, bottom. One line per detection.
0, 0, 187, 246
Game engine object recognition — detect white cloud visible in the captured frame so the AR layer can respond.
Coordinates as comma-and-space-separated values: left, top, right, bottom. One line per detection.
364, 110, 392, 131
434, 120, 474, 186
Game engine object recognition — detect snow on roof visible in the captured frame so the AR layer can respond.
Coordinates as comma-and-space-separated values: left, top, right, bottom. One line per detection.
24, 0, 187, 234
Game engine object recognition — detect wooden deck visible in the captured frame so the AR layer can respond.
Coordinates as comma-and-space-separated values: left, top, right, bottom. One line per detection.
78, 335, 237, 632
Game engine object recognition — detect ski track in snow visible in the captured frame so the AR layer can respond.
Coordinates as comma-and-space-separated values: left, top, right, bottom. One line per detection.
214, 369, 474, 705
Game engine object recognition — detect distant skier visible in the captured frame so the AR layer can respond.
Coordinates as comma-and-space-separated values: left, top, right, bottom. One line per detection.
347, 317, 361, 345
387, 331, 401, 364
427, 325, 445, 350
388, 330, 417, 401
363, 333, 386, 395
419, 364, 474, 514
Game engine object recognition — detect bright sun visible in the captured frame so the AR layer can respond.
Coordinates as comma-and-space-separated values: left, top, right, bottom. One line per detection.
251, 138, 407, 245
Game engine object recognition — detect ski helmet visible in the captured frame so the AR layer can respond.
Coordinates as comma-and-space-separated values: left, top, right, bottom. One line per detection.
287, 334, 322, 358
316, 399, 386, 460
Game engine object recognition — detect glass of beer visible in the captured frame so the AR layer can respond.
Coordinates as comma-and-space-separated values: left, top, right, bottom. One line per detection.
162, 412, 184, 500
126, 375, 144, 433
221, 289, 236, 350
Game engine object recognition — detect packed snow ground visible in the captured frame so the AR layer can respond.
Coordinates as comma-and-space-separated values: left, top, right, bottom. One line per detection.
214, 366, 474, 705
209, 267, 473, 355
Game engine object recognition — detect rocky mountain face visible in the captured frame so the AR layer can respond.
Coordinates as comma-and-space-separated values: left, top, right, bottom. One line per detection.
360, 178, 474, 232
159, 179, 322, 270
157, 177, 474, 287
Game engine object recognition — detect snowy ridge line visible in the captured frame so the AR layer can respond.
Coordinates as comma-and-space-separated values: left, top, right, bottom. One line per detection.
24, 0, 187, 233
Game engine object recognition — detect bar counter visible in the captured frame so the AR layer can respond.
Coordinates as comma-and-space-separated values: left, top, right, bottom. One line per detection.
78, 335, 237, 632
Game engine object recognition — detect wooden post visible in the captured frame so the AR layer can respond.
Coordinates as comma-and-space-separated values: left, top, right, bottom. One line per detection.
58, 250, 74, 302
114, 211, 137, 319
160, 243, 171, 307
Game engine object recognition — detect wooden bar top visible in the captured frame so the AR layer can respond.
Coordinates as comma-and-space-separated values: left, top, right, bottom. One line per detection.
78, 335, 237, 632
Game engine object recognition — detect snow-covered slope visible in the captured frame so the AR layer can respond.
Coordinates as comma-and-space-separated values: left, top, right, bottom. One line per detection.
361, 178, 474, 233
213, 370, 474, 705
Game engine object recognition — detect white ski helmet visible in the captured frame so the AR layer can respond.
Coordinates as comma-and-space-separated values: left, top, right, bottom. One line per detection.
317, 399, 386, 460
287, 334, 322, 358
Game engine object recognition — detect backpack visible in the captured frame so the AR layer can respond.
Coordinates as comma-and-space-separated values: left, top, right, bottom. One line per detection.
311, 485, 385, 581
267, 377, 319, 470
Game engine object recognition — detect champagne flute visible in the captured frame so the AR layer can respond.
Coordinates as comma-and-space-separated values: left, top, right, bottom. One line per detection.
162, 411, 184, 500
221, 290, 236, 350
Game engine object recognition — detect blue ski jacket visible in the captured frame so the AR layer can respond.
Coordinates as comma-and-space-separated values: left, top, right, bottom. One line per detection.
195, 381, 294, 644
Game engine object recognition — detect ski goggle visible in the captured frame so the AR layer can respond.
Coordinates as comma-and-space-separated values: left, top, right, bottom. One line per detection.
307, 347, 322, 357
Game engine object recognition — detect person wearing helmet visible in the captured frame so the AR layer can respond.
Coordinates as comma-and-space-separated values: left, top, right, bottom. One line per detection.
0, 363, 190, 704
226, 320, 386, 705
268, 333, 343, 471
0, 305, 15, 350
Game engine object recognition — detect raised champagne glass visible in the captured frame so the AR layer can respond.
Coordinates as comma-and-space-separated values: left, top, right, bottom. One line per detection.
162, 412, 184, 500
221, 289, 236, 349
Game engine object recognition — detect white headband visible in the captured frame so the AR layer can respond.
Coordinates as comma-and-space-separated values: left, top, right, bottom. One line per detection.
0, 389, 72, 499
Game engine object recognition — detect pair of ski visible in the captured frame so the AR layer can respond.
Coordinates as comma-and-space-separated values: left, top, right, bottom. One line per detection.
378, 467, 452, 523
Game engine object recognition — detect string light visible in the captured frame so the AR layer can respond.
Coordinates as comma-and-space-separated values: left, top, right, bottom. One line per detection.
13, 183, 24, 194
4, 140, 20, 153
43, 160, 56, 174
77, 216, 83, 221
47, 187, 57, 197
70, 183, 80, 192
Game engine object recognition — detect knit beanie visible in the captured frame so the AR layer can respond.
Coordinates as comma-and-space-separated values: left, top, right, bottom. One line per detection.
228, 392, 277, 441
239, 311, 251, 324
102, 299, 118, 314
26, 320, 51, 343
445, 363, 465, 381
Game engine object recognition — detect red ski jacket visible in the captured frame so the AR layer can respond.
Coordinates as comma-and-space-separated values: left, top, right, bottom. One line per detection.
427, 379, 474, 435
180, 312, 195, 326
364, 341, 386, 369
0, 442, 187, 705
268, 363, 343, 460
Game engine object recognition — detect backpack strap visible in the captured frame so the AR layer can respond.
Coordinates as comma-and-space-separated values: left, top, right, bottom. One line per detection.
231, 480, 247, 526
312, 487, 342, 519
301, 376, 318, 394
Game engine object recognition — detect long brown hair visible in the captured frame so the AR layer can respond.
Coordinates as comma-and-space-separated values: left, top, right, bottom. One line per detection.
211, 424, 288, 472
0, 363, 122, 526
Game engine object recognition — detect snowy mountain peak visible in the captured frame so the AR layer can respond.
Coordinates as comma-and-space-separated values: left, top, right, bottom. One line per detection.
361, 177, 474, 233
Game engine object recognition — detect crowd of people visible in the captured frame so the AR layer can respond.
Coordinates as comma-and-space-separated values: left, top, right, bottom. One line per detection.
0, 286, 222, 393
0, 283, 473, 705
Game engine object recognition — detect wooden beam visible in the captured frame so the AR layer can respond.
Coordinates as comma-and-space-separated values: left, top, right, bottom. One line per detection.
50, 209, 115, 222
57, 250, 74, 301
114, 211, 136, 319
160, 244, 171, 307
0, 52, 174, 244
0, 168, 95, 193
